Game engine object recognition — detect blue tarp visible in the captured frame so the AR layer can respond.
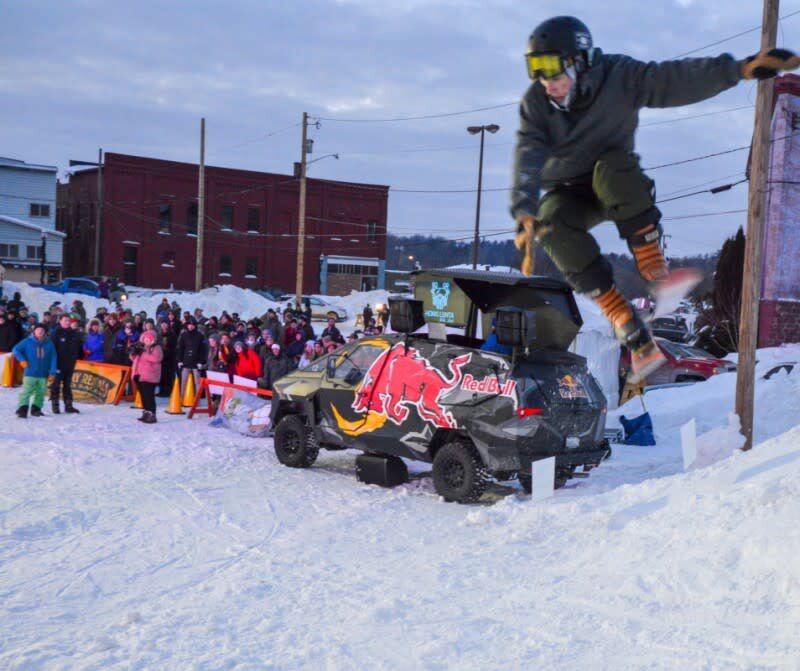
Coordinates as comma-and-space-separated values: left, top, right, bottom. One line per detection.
619, 412, 656, 446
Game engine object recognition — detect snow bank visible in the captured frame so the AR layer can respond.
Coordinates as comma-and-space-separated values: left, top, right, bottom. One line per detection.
1, 346, 799, 669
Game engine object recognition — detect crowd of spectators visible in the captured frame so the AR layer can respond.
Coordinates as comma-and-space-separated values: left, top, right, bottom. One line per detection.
1, 291, 385, 422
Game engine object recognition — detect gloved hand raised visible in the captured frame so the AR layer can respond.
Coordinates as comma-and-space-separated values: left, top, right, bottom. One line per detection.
514, 215, 536, 276
741, 48, 800, 80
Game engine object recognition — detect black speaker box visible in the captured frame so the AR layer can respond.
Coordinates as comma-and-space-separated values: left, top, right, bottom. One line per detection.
495, 306, 536, 347
355, 454, 409, 487
388, 298, 425, 334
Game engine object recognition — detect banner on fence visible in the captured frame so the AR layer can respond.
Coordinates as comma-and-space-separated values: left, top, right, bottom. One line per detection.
70, 361, 131, 404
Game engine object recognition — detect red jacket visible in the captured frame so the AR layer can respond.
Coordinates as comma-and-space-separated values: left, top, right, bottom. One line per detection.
234, 349, 262, 380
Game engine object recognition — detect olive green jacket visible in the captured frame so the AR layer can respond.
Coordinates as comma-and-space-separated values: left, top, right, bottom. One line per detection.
510, 51, 742, 220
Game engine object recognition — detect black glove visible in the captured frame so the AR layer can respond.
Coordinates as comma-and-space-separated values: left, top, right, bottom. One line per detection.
741, 48, 800, 80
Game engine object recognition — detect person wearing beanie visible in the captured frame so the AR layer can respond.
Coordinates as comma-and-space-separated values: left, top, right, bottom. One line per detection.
83, 319, 105, 362
51, 313, 84, 414
298, 340, 316, 370
232, 340, 262, 381
12, 323, 57, 418
130, 330, 163, 424
258, 342, 291, 391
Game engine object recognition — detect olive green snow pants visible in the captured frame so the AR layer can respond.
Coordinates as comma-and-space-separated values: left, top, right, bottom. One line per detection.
534, 151, 657, 294
18, 376, 48, 410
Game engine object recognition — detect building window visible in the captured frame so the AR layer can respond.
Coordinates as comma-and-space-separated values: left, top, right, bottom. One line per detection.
219, 255, 232, 276
26, 245, 43, 260
186, 203, 198, 236
30, 203, 50, 218
367, 220, 377, 243
162, 250, 176, 268
159, 203, 172, 234
221, 205, 234, 231
0, 244, 20, 259
247, 207, 260, 233
245, 257, 257, 277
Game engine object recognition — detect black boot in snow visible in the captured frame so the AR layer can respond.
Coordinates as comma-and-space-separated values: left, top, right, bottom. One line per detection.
52, 400, 61, 414
137, 411, 148, 422
141, 411, 157, 424
65, 404, 80, 414
16, 406, 28, 419
30, 406, 44, 417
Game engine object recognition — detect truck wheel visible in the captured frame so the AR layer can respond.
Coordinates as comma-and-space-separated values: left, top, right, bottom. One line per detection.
274, 415, 319, 468
432, 439, 488, 503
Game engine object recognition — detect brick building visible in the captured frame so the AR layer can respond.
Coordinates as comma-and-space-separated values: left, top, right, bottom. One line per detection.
759, 75, 800, 347
57, 153, 388, 293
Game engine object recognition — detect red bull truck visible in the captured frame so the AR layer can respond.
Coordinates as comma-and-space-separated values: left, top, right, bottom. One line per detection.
270, 269, 610, 503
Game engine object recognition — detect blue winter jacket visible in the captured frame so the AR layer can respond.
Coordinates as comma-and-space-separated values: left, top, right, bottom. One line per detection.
83, 331, 105, 362
12, 335, 58, 378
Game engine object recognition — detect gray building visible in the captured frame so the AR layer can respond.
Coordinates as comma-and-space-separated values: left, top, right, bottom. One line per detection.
0, 156, 64, 282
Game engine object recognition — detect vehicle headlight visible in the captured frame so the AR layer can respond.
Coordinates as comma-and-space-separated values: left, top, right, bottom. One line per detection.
120, 294, 128, 302
713, 365, 728, 374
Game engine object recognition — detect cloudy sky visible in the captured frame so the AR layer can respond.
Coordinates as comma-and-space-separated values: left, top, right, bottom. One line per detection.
2, 0, 799, 260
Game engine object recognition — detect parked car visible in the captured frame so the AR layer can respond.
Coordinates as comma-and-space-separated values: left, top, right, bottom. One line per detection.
254, 286, 285, 301
278, 294, 349, 322
620, 337, 736, 387
650, 314, 691, 343
32, 277, 105, 298
270, 271, 611, 502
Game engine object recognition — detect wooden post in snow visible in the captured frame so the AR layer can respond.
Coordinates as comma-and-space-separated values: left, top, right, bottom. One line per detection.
735, 0, 779, 450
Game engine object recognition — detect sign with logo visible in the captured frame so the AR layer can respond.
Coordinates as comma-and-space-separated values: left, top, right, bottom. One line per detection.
557, 374, 587, 400
70, 361, 130, 404
414, 278, 469, 326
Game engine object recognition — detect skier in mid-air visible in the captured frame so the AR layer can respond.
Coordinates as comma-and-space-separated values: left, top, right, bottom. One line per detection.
511, 15, 799, 381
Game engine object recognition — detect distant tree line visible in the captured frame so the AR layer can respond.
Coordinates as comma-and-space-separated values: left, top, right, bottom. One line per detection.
387, 233, 720, 302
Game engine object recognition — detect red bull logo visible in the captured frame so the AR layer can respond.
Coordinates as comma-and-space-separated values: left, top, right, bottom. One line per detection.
460, 374, 517, 407
558, 374, 587, 399
332, 343, 471, 436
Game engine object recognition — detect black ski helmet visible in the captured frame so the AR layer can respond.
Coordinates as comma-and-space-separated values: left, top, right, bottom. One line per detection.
526, 16, 595, 79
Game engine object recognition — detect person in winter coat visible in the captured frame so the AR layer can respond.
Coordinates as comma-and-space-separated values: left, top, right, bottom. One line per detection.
12, 324, 57, 418
112, 321, 139, 366
50, 313, 83, 414
6, 291, 25, 313
0, 311, 20, 352
260, 308, 284, 344
320, 317, 344, 345
285, 330, 305, 367
511, 15, 800, 381
130, 330, 163, 424
232, 341, 262, 381
83, 319, 105, 362
1, 310, 25, 350
157, 320, 178, 396
297, 340, 316, 370
297, 315, 315, 343
176, 317, 206, 396
207, 332, 235, 379
102, 313, 122, 362
258, 342, 291, 391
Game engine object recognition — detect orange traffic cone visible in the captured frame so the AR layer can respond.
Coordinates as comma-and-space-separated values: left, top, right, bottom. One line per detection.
182, 372, 197, 408
1, 355, 15, 388
132, 384, 143, 409
166, 375, 185, 415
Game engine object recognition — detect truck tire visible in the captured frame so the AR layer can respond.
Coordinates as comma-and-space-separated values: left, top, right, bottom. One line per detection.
274, 415, 319, 468
432, 439, 488, 503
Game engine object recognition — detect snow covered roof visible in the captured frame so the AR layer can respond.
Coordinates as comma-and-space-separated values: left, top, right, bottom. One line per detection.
0, 156, 57, 173
0, 214, 66, 237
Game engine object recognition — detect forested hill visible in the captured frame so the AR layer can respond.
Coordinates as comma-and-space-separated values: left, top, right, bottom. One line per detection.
386, 234, 719, 301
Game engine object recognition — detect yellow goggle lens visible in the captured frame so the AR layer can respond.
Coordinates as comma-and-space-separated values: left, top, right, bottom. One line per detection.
526, 53, 564, 80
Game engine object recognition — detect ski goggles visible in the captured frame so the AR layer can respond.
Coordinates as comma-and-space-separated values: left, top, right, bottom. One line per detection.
526, 52, 566, 80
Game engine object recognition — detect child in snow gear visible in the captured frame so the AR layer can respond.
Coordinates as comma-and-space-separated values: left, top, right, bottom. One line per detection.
130, 330, 163, 424
12, 324, 57, 418
511, 15, 799, 382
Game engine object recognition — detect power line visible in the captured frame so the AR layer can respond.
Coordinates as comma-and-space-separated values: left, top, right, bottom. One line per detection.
316, 101, 516, 123
670, 8, 800, 58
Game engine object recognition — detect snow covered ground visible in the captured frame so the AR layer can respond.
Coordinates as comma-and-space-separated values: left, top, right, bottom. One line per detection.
2, 308, 800, 670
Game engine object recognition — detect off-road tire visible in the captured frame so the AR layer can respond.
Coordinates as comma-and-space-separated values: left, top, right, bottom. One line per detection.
274, 414, 319, 468
432, 439, 488, 503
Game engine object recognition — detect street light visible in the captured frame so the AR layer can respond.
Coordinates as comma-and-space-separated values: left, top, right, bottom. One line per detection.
466, 124, 499, 269
69, 148, 103, 276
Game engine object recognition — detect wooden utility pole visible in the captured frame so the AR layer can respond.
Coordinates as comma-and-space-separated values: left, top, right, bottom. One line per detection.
735, 0, 779, 451
93, 148, 103, 276
295, 111, 309, 306
195, 118, 206, 292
